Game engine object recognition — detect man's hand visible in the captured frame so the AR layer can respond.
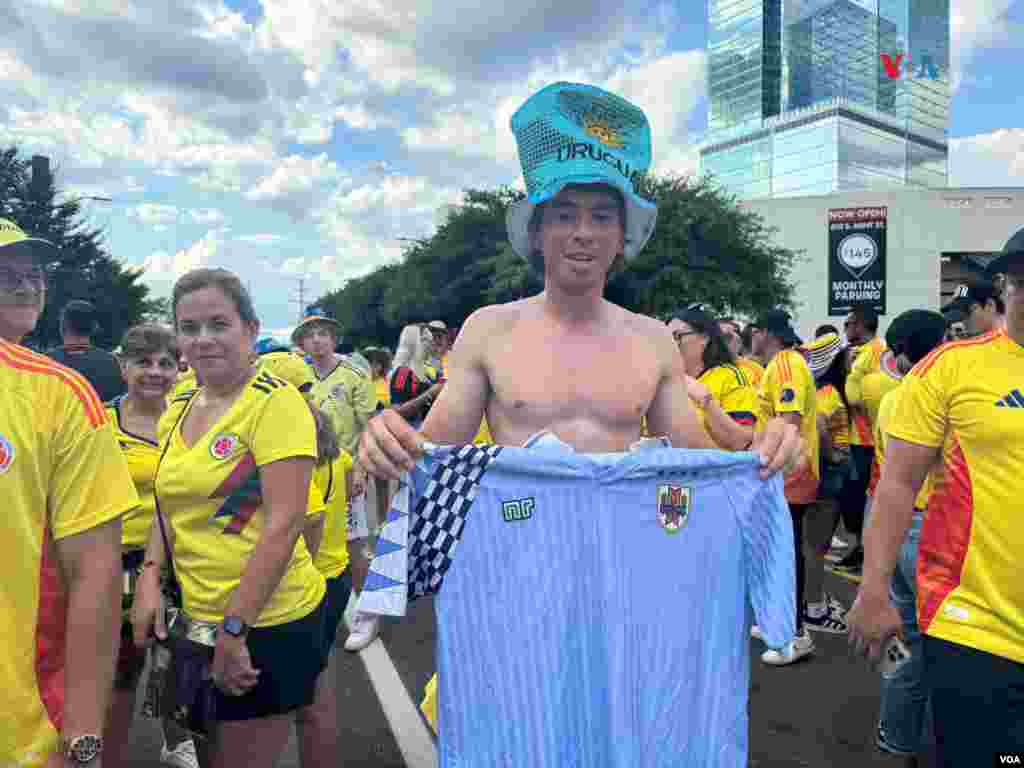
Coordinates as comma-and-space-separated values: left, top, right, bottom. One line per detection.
750, 418, 803, 478
212, 634, 260, 697
359, 409, 423, 481
684, 375, 711, 407
131, 570, 167, 648
847, 586, 902, 664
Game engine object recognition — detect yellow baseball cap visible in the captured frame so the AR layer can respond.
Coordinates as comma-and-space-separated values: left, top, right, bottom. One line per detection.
0, 218, 56, 260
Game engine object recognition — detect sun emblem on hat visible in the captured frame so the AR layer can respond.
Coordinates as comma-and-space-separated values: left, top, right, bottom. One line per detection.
583, 114, 625, 149
0, 434, 14, 474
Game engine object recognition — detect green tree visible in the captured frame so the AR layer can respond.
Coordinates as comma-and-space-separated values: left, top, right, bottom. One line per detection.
619, 174, 800, 319
0, 146, 157, 349
312, 175, 800, 346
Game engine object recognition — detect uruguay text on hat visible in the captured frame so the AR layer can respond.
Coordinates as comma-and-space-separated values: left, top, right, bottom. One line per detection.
505, 82, 657, 264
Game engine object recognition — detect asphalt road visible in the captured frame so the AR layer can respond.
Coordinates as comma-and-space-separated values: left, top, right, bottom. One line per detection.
120, 568, 938, 767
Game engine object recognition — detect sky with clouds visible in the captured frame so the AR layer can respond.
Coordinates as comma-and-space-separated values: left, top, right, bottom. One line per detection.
1, 0, 1022, 339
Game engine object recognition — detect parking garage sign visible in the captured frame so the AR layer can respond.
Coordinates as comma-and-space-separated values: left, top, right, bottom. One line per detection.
828, 207, 887, 315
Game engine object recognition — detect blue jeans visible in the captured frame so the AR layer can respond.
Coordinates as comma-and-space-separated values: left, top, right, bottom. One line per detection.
877, 509, 932, 754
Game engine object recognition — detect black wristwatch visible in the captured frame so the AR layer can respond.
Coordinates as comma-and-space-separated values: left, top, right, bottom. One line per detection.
62, 734, 103, 765
221, 616, 250, 639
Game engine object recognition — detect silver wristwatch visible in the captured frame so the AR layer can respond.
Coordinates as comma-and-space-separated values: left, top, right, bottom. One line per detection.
62, 734, 103, 765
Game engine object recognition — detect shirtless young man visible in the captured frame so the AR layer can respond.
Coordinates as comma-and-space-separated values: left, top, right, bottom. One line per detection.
359, 83, 801, 481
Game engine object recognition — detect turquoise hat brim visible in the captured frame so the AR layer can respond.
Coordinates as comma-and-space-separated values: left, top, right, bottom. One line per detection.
506, 178, 657, 262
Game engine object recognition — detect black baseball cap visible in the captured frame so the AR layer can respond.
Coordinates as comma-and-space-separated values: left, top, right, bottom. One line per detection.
751, 309, 802, 346
985, 227, 1024, 277
942, 278, 999, 314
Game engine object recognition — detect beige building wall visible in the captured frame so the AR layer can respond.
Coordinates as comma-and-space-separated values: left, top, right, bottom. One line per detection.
739, 188, 1024, 341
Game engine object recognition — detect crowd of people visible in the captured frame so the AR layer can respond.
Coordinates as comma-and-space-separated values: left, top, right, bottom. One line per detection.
1, 79, 1020, 768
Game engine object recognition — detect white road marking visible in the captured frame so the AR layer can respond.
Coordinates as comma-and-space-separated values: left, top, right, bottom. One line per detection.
345, 596, 437, 768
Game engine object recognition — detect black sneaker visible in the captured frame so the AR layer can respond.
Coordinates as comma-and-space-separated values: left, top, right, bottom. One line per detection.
803, 603, 849, 634
835, 545, 863, 571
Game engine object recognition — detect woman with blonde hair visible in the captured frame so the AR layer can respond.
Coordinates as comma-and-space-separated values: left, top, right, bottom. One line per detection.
389, 324, 441, 427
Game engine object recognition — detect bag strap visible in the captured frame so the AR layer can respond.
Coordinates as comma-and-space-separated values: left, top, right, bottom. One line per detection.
153, 391, 197, 605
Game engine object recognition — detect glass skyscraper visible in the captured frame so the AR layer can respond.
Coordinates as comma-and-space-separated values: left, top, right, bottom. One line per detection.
700, 0, 950, 199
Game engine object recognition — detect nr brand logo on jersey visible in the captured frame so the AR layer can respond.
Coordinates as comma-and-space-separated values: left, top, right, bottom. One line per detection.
210, 432, 241, 460
657, 484, 691, 534
502, 497, 535, 523
0, 433, 15, 474
780, 388, 796, 404
995, 389, 1024, 408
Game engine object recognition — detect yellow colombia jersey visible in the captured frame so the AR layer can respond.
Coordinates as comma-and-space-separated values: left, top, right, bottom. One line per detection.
817, 384, 850, 449
861, 350, 903, 429
845, 336, 887, 446
374, 377, 390, 408
156, 371, 326, 627
312, 451, 354, 579
311, 357, 377, 456
873, 386, 934, 511
0, 340, 139, 768
695, 363, 760, 437
172, 367, 198, 399
889, 331, 1024, 664
736, 356, 765, 389
106, 397, 160, 550
760, 348, 819, 504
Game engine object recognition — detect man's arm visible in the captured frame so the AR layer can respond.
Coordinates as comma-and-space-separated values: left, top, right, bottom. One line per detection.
54, 517, 122, 742
817, 413, 833, 459
419, 307, 494, 445
845, 345, 872, 407
645, 322, 716, 449
861, 438, 937, 594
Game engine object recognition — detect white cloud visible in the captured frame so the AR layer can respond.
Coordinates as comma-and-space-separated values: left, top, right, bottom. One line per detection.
949, 128, 1024, 186
141, 230, 221, 283
245, 153, 344, 217
238, 233, 286, 244
127, 203, 180, 225
190, 208, 225, 224
951, 0, 1020, 92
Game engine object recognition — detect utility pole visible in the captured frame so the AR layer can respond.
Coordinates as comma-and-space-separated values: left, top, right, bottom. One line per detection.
289, 275, 308, 322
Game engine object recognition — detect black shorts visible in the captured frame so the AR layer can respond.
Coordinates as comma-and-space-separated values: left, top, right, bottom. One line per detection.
215, 598, 328, 721
322, 571, 353, 655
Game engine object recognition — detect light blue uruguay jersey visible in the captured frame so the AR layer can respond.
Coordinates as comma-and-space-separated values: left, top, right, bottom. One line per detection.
358, 433, 795, 768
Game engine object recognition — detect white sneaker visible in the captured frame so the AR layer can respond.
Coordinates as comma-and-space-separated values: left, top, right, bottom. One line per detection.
750, 624, 763, 641
344, 610, 380, 652
161, 740, 199, 768
761, 630, 815, 666
830, 535, 846, 550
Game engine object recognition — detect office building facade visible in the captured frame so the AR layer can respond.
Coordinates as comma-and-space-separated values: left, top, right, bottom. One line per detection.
700, 0, 950, 200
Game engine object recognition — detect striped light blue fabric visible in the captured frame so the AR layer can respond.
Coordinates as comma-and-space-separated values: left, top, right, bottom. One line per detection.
358, 433, 795, 767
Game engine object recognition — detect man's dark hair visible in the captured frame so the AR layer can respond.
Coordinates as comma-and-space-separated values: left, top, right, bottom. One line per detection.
815, 324, 839, 338
850, 306, 879, 334
665, 305, 735, 373
363, 347, 393, 373
739, 324, 753, 354
60, 300, 100, 337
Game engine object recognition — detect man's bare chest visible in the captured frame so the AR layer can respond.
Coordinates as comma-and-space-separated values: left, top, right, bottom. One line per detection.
483, 331, 660, 426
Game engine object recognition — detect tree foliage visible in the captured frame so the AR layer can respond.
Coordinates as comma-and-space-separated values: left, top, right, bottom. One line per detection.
317, 174, 800, 349
0, 146, 161, 349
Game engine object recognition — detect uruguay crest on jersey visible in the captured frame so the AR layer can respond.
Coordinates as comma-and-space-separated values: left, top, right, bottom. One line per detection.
657, 483, 691, 534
